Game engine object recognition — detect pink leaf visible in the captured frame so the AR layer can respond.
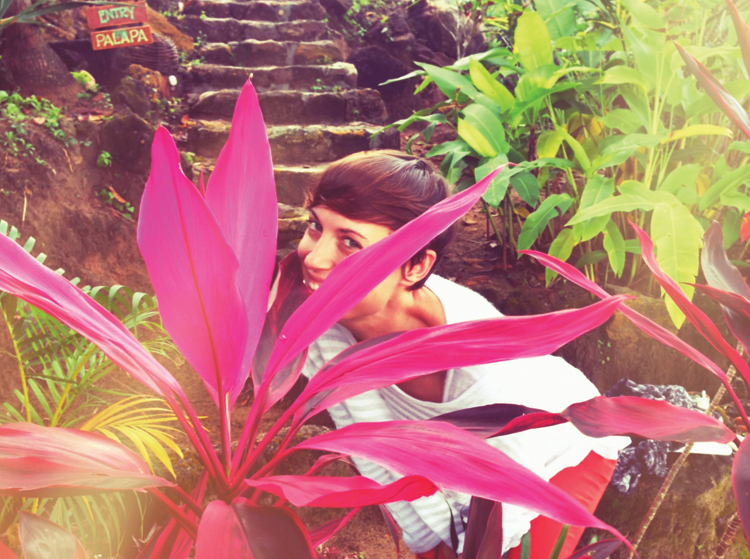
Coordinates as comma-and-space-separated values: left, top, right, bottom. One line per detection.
260, 167, 506, 410
0, 423, 171, 497
742, 211, 750, 242
296, 420, 630, 547
195, 501, 316, 559
138, 126, 248, 407
298, 295, 628, 420
243, 474, 438, 507
308, 509, 360, 547
522, 250, 729, 383
0, 234, 183, 398
0, 541, 18, 559
675, 41, 750, 139
629, 222, 750, 387
206, 80, 278, 404
733, 435, 750, 543
19, 513, 88, 559
561, 396, 734, 443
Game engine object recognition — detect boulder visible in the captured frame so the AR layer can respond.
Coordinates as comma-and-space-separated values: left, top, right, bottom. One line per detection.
99, 110, 155, 174
406, 0, 486, 60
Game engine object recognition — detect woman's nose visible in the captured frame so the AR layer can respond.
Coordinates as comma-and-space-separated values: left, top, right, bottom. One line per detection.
302, 236, 337, 271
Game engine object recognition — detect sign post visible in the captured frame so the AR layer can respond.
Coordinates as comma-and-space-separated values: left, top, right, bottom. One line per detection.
87, 1, 153, 51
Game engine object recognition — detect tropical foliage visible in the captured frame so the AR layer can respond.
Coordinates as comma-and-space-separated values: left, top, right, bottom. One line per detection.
0, 78, 739, 558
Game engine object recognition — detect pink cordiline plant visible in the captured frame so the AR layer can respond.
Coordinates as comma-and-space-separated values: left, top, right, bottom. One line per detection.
0, 79, 736, 558
524, 219, 750, 547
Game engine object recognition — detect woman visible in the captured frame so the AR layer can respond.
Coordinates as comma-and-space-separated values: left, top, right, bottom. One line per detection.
297, 150, 626, 559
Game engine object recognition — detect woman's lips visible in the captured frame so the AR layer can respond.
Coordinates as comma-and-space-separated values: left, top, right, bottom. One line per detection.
302, 270, 324, 291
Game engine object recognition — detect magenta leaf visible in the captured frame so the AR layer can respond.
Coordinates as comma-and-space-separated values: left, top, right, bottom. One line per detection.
251, 254, 310, 404
195, 501, 316, 559
562, 538, 621, 559
0, 234, 184, 398
378, 504, 401, 556
733, 435, 750, 544
18, 512, 87, 559
298, 295, 628, 420
463, 498, 503, 559
699, 221, 750, 353
675, 41, 750, 139
0, 542, 18, 559
561, 396, 734, 443
296, 420, 630, 546
308, 508, 360, 547
429, 404, 549, 438
0, 423, 171, 497
260, 167, 506, 410
243, 474, 438, 507
523, 249, 730, 383
432, 397, 733, 443
725, 0, 750, 79
205, 80, 277, 403
629, 222, 750, 387
138, 126, 248, 407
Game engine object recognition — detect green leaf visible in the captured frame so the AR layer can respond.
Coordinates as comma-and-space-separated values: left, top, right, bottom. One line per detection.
575, 250, 607, 268
536, 0, 577, 40
557, 127, 591, 174
461, 104, 509, 155
478, 154, 511, 206
700, 165, 750, 211
651, 202, 704, 328
621, 0, 664, 29
536, 129, 565, 159
510, 171, 540, 207
518, 194, 573, 250
515, 10, 553, 72
592, 133, 664, 171
598, 109, 642, 135
426, 140, 470, 158
598, 65, 648, 91
722, 208, 741, 249
568, 191, 655, 225
573, 175, 615, 241
658, 164, 700, 194
415, 63, 479, 102
546, 228, 581, 285
457, 118, 496, 157
721, 191, 750, 214
603, 219, 626, 276
469, 58, 515, 112
661, 125, 733, 144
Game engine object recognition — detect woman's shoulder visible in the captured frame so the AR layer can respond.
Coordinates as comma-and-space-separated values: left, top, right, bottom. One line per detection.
425, 275, 502, 324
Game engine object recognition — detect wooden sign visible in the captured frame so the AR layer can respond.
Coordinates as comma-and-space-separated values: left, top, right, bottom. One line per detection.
91, 24, 153, 50
87, 2, 148, 30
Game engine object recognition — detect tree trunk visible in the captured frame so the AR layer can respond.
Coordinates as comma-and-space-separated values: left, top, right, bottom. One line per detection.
1, 0, 81, 104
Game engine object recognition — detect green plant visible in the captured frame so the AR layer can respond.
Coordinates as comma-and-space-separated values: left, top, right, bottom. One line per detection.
0, 220, 180, 555
97, 151, 112, 168
98, 187, 134, 218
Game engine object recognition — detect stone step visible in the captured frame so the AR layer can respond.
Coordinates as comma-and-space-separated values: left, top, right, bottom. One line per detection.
199, 39, 342, 67
182, 62, 357, 93
191, 156, 325, 205
188, 89, 386, 125
183, 0, 326, 22
185, 120, 400, 162
180, 16, 327, 43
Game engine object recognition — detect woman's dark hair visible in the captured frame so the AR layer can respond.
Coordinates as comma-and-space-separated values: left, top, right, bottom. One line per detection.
305, 149, 456, 291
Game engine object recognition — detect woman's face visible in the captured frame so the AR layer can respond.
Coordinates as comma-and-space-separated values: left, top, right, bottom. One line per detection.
297, 205, 404, 322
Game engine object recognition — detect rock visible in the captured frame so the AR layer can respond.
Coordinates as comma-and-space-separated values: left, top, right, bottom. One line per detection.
587, 454, 744, 558
114, 65, 166, 118
99, 111, 155, 174
407, 0, 486, 60
319, 0, 353, 16
347, 46, 413, 99
146, 6, 195, 53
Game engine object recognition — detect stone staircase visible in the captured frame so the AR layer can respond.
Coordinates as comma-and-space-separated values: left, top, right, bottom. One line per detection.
177, 0, 399, 205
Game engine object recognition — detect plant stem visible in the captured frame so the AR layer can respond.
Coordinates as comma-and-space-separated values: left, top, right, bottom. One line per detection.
2, 305, 31, 422
147, 488, 198, 540
482, 199, 503, 250
171, 485, 204, 516
713, 512, 741, 559
625, 359, 739, 558
50, 343, 97, 427
220, 392, 231, 477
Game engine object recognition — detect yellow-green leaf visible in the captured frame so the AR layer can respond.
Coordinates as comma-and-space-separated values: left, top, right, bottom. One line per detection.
515, 11, 553, 72
660, 125, 733, 144
458, 118, 497, 157
469, 58, 515, 111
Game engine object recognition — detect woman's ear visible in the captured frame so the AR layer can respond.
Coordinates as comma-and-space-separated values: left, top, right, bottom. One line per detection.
401, 249, 437, 287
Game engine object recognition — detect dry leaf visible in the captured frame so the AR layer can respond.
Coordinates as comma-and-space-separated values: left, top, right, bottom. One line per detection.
32, 117, 46, 125
108, 186, 127, 204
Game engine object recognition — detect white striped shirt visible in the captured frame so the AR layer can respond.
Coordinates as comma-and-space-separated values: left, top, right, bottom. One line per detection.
302, 275, 627, 554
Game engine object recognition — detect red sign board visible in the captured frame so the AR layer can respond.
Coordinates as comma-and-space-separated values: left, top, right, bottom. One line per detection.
87, 2, 148, 30
91, 24, 153, 50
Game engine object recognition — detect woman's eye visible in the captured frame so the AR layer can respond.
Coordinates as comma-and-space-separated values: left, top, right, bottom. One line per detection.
343, 238, 362, 249
307, 219, 321, 233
